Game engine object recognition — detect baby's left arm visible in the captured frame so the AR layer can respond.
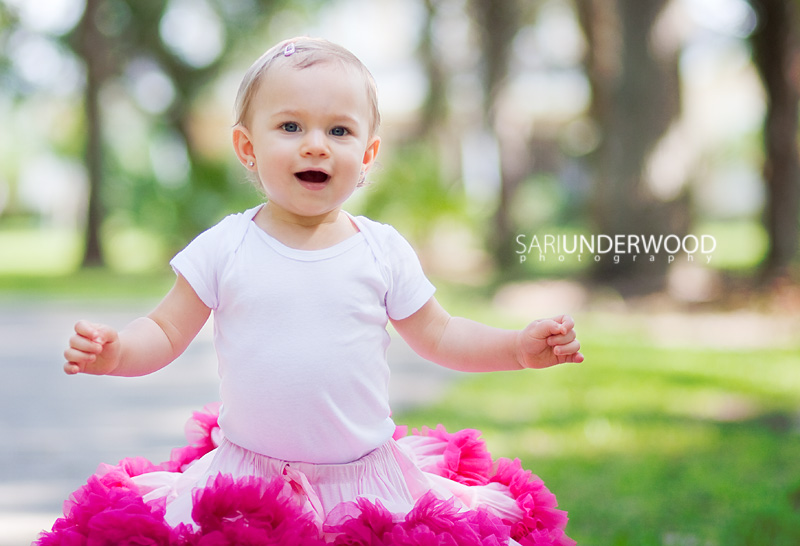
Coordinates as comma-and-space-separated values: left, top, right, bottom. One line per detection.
391, 297, 583, 373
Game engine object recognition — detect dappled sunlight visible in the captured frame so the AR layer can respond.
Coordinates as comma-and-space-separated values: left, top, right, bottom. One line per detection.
665, 390, 762, 422
486, 417, 724, 460
0, 226, 170, 276
0, 228, 81, 275
101, 226, 169, 273
443, 373, 767, 460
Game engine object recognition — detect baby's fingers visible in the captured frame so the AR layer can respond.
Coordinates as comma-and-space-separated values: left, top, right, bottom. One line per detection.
64, 320, 116, 375
64, 321, 121, 376
69, 331, 104, 354
547, 328, 576, 347
553, 339, 583, 361
64, 335, 100, 362
526, 319, 566, 341
74, 320, 104, 343
63, 359, 88, 375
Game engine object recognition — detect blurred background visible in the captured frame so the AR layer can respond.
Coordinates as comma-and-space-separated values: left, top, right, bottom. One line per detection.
0, 0, 799, 544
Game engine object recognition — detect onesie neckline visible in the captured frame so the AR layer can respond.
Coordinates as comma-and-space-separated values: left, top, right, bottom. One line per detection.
248, 208, 365, 262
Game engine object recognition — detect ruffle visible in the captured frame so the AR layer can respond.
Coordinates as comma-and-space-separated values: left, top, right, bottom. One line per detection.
396, 426, 575, 546
395, 425, 494, 486
187, 474, 326, 545
324, 492, 510, 545
37, 405, 574, 546
164, 402, 224, 473
488, 458, 575, 546
36, 468, 192, 546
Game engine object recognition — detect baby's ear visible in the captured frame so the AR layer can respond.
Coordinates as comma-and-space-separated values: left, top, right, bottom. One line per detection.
362, 136, 381, 170
232, 124, 256, 170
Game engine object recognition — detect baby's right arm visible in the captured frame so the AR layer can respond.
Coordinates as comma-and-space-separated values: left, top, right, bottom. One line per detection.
63, 274, 211, 376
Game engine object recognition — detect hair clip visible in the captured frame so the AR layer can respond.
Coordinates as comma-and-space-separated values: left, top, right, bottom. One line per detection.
283, 42, 296, 57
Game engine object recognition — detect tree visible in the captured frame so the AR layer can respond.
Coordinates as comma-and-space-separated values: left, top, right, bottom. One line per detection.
748, 0, 800, 280
467, 0, 527, 269
415, 0, 449, 140
575, 0, 688, 293
74, 0, 110, 266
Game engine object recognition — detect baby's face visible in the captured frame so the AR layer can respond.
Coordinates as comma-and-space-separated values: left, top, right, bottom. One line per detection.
243, 60, 379, 221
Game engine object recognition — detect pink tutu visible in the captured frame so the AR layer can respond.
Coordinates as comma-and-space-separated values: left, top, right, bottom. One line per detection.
36, 403, 575, 546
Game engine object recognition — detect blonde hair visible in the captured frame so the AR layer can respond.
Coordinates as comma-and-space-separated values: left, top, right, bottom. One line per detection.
234, 37, 381, 136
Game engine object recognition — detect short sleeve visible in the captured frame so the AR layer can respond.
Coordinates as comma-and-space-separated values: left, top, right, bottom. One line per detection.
382, 226, 436, 320
169, 215, 240, 310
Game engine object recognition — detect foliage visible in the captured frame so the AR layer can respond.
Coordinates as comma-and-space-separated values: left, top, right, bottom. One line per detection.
358, 142, 468, 243
105, 153, 261, 255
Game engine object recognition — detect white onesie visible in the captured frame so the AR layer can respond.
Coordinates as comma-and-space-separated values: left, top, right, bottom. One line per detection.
170, 205, 435, 464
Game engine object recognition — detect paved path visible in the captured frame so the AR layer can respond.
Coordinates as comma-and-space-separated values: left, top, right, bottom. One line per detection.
0, 298, 459, 546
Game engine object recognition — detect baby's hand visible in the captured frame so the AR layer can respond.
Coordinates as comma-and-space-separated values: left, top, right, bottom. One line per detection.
63, 321, 121, 375
516, 315, 584, 369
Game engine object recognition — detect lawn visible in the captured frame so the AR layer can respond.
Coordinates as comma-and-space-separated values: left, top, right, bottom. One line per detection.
0, 226, 175, 300
394, 321, 800, 546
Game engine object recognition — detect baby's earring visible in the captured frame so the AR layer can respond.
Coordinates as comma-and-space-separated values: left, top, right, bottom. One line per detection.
358, 168, 366, 187
248, 160, 255, 168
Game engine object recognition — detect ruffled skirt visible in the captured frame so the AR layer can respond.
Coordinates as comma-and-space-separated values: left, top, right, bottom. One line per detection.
36, 403, 575, 545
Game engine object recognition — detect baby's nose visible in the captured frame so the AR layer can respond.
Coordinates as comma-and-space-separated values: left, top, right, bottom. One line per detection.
301, 130, 329, 156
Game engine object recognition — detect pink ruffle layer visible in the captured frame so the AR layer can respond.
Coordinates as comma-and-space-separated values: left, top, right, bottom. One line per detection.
36, 403, 575, 546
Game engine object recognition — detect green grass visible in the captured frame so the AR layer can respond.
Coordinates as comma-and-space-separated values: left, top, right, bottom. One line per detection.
394, 332, 800, 545
0, 226, 81, 275
0, 269, 174, 300
0, 226, 174, 299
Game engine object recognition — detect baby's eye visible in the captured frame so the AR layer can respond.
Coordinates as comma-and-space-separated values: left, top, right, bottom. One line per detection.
281, 122, 299, 133
330, 126, 349, 137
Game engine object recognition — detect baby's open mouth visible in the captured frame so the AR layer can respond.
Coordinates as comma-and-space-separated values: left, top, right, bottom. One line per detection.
296, 170, 330, 183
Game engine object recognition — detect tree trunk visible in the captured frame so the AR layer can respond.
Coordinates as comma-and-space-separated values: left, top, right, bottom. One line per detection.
576, 0, 685, 293
749, 0, 800, 280
414, 0, 448, 139
468, 0, 524, 270
78, 0, 107, 267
